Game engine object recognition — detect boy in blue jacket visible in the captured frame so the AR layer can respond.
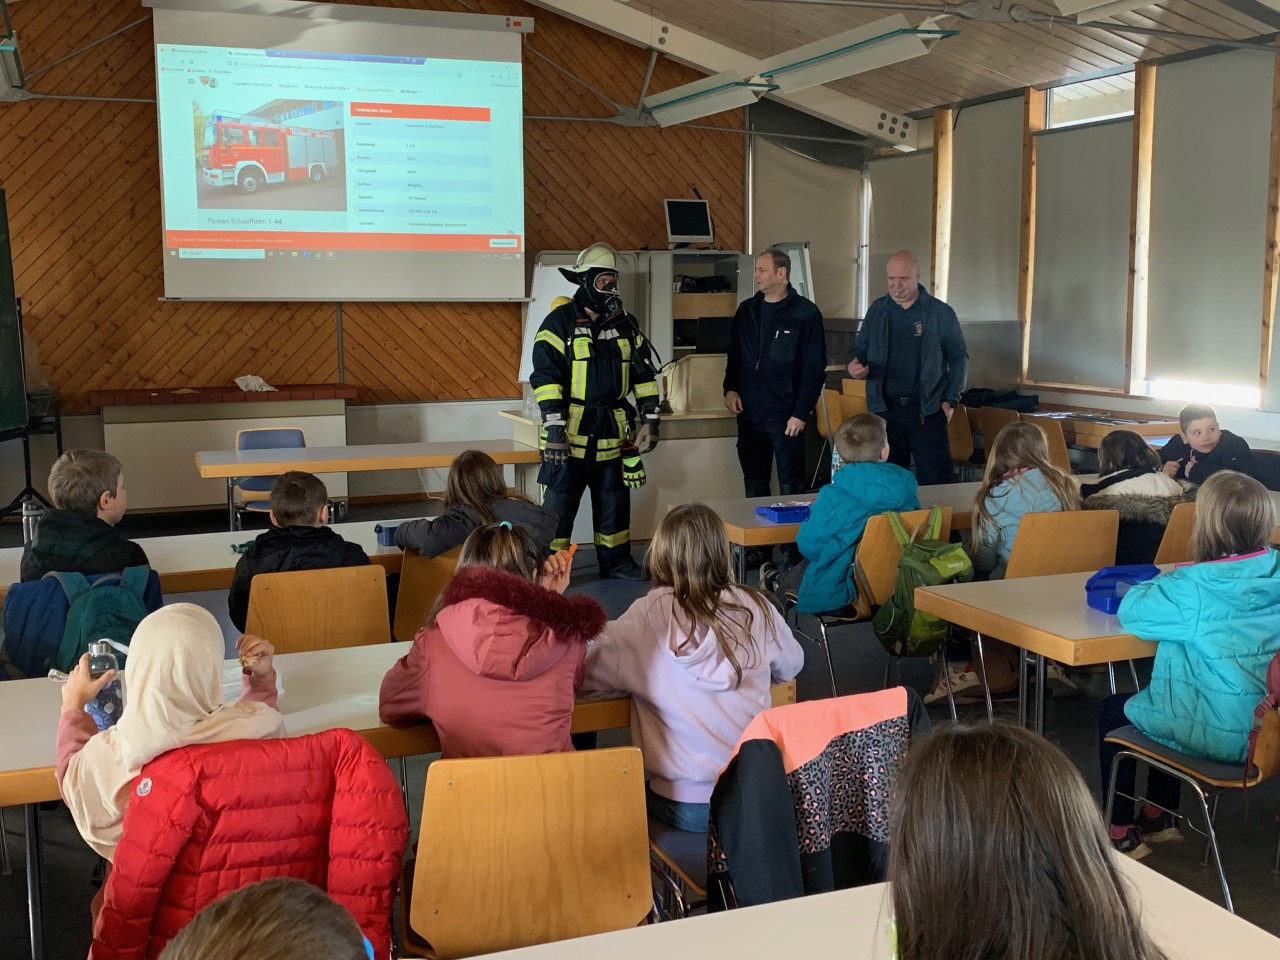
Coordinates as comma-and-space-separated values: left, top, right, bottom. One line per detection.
766, 413, 918, 614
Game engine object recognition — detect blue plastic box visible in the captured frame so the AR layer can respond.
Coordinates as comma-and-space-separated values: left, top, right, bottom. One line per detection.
374, 523, 399, 547
1085, 565, 1160, 614
754, 504, 811, 523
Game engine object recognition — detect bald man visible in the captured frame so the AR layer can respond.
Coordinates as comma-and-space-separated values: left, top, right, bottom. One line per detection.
846, 250, 967, 485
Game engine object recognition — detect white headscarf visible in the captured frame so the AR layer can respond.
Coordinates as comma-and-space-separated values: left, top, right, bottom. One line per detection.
62, 603, 286, 859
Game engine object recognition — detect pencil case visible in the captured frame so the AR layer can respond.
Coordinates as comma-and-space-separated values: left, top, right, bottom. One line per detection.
1085, 565, 1160, 614
374, 523, 399, 547
754, 504, 810, 523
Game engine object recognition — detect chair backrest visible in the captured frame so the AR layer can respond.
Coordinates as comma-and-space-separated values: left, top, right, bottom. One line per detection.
234, 427, 306, 496
1153, 501, 1196, 566
838, 392, 867, 420
1251, 449, 1280, 492
410, 747, 651, 958
857, 507, 954, 606
1020, 413, 1072, 473
1004, 510, 1118, 579
841, 378, 867, 399
947, 403, 974, 463
979, 406, 1021, 453
1250, 706, 1280, 781
393, 547, 461, 641
815, 388, 842, 440
245, 565, 389, 653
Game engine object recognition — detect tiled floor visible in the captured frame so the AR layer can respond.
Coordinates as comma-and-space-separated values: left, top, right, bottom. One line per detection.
2, 511, 1278, 958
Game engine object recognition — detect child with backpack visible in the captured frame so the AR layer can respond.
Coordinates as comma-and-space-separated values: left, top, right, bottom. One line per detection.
57, 604, 285, 861
378, 523, 601, 758
1081, 429, 1185, 565
21, 449, 149, 581
1098, 470, 1280, 859
393, 449, 559, 557
763, 412, 918, 614
227, 471, 371, 631
928, 421, 1080, 703
580, 503, 804, 832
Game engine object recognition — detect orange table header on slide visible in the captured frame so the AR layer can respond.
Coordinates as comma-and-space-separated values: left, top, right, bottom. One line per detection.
166, 230, 523, 252
349, 102, 491, 122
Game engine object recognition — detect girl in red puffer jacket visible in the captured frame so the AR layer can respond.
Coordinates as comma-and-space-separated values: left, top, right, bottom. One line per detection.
378, 523, 605, 758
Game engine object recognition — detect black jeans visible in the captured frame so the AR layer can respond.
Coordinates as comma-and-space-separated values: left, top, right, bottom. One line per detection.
1098, 693, 1181, 826
737, 416, 806, 498
882, 405, 952, 486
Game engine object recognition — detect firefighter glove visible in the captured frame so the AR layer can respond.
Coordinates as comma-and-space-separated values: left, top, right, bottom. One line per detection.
635, 418, 659, 454
542, 421, 569, 466
621, 442, 646, 489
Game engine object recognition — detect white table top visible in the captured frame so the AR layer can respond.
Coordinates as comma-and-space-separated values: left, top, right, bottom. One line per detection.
195, 439, 541, 477
475, 854, 1276, 958
0, 516, 420, 599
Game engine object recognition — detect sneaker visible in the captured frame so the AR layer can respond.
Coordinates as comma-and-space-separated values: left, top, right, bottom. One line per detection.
1135, 809, 1184, 844
1112, 826, 1152, 861
759, 562, 780, 594
1044, 663, 1080, 698
600, 560, 649, 581
923, 663, 984, 705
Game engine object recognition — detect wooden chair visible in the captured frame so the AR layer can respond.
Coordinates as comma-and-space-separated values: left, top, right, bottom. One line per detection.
840, 378, 868, 400
789, 507, 953, 698
978, 406, 1020, 456
245, 565, 390, 654
838, 392, 867, 419
971, 510, 1119, 720
947, 402, 977, 480
400, 747, 651, 958
393, 547, 461, 642
811, 388, 843, 488
1154, 501, 1197, 565
232, 427, 305, 531
1020, 413, 1072, 474
1103, 706, 1280, 912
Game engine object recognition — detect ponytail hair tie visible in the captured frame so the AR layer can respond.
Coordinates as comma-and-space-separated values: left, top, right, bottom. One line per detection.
498, 521, 513, 530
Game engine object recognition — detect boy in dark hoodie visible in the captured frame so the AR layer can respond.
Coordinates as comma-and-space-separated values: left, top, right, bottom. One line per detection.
21, 449, 149, 581
227, 471, 370, 631
1159, 402, 1255, 485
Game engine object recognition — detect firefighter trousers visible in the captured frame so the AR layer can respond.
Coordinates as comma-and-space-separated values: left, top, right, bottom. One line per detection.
540, 452, 633, 576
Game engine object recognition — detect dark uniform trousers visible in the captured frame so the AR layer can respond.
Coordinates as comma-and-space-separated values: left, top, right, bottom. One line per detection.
736, 416, 807, 498
882, 403, 952, 486
539, 430, 632, 576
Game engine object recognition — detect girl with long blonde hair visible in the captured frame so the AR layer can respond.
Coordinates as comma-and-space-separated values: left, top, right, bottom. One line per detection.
581, 503, 804, 830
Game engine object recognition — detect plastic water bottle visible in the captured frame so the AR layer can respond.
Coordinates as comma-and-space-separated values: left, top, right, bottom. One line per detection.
85, 640, 124, 731
21, 498, 42, 545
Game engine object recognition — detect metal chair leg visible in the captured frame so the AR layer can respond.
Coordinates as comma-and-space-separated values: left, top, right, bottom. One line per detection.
810, 438, 831, 490
397, 757, 411, 822
974, 632, 994, 723
1107, 662, 1117, 696
1194, 786, 1233, 912
818, 619, 838, 699
1201, 792, 1221, 868
0, 808, 11, 876
1128, 659, 1141, 691
1273, 810, 1280, 874
1017, 651, 1029, 727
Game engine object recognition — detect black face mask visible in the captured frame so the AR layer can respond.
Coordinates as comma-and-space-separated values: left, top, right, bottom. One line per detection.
578, 268, 623, 319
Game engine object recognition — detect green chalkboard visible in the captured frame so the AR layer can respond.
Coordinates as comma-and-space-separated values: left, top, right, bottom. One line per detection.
0, 190, 25, 432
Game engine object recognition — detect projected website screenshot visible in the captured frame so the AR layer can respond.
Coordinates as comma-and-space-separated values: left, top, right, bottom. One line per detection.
156, 45, 524, 269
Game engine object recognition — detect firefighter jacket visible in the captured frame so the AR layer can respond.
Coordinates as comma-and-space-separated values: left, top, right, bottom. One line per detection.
530, 301, 659, 462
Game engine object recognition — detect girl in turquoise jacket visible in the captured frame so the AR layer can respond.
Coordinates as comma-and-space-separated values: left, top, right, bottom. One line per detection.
793, 413, 918, 614
1100, 470, 1280, 859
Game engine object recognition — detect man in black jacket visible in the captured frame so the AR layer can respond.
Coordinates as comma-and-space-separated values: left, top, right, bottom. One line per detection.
723, 248, 826, 498
228, 471, 370, 631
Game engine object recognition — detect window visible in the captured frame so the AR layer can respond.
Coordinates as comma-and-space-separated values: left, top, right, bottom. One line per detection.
248, 129, 260, 146
224, 127, 245, 146
264, 130, 280, 147
1047, 73, 1135, 129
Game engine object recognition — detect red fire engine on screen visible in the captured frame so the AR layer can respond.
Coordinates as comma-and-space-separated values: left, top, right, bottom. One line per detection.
201, 112, 340, 194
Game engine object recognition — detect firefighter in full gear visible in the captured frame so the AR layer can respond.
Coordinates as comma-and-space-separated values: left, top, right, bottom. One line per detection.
530, 243, 660, 579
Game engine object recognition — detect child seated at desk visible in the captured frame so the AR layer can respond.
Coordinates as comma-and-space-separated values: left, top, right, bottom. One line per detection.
378, 523, 600, 758
1099, 470, 1280, 859
1159, 402, 1254, 485
228, 471, 371, 632
56, 605, 284, 862
1082, 429, 1185, 565
21, 449, 149, 581
580, 504, 804, 832
763, 412, 918, 613
890, 723, 1167, 960
393, 449, 558, 557
929, 422, 1080, 703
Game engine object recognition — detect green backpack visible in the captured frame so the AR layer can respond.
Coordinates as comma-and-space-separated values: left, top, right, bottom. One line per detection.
50, 566, 150, 672
866, 508, 973, 658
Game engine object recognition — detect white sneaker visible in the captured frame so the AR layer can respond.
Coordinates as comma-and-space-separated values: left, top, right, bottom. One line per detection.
924, 663, 983, 705
1045, 663, 1080, 698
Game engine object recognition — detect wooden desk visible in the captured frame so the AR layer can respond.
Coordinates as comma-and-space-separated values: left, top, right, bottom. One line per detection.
0, 516, 417, 601
913, 570, 1157, 732
195, 439, 542, 529
474, 855, 1278, 959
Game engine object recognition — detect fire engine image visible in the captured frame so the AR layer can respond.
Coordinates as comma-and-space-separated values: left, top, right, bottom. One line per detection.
201, 111, 340, 194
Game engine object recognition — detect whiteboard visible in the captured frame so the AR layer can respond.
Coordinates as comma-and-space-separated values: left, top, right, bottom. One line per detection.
518, 252, 642, 383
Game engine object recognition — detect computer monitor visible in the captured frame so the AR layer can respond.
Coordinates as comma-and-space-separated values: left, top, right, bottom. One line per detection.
664, 199, 714, 245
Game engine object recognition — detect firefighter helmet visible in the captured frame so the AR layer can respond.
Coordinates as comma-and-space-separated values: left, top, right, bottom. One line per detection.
559, 242, 623, 318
